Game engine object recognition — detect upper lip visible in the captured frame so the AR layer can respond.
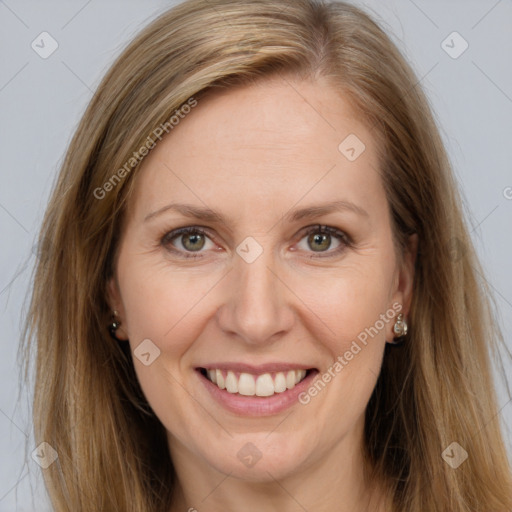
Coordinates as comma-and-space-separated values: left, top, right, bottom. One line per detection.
197, 362, 316, 374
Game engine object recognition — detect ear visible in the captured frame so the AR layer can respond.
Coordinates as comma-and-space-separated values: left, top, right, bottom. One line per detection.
106, 276, 129, 340
388, 233, 418, 336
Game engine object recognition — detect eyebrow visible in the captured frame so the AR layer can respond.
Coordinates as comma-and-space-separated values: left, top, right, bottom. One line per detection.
144, 199, 369, 224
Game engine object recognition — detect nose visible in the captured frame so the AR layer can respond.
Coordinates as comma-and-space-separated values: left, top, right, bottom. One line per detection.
215, 246, 295, 346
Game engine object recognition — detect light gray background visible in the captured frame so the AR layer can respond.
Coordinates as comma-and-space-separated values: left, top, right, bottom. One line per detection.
1, 0, 511, 510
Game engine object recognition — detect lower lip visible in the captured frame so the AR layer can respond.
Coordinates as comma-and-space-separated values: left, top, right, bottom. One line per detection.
196, 369, 319, 416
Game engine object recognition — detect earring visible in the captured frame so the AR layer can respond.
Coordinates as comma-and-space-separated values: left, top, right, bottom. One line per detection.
389, 313, 408, 345
109, 310, 124, 341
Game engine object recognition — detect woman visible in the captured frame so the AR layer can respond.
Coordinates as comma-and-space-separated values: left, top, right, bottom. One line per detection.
22, 0, 512, 510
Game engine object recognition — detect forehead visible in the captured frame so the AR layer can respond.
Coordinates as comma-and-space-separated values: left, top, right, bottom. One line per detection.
128, 77, 386, 226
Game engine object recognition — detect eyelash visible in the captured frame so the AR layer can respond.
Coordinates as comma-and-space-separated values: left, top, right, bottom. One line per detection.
160, 225, 353, 260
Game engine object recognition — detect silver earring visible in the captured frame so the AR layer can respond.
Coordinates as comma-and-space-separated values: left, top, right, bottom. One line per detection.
389, 313, 408, 345
109, 310, 123, 341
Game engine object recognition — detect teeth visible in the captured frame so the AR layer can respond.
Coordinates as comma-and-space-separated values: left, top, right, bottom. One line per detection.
207, 369, 217, 384
255, 374, 274, 396
204, 369, 307, 396
226, 371, 238, 393
274, 372, 287, 393
286, 371, 296, 389
215, 369, 225, 389
238, 373, 255, 396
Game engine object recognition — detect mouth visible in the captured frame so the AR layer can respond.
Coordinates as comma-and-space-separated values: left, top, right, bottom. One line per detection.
198, 367, 313, 396
195, 365, 319, 416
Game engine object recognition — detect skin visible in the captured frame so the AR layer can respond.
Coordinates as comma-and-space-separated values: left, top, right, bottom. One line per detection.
108, 75, 417, 512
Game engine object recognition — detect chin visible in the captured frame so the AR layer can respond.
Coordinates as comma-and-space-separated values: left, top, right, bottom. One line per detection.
200, 433, 312, 481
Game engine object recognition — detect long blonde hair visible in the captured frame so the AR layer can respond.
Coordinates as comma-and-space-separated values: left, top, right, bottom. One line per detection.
21, 0, 512, 510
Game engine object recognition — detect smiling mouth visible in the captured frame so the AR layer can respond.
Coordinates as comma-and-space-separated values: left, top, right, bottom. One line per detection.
198, 367, 315, 397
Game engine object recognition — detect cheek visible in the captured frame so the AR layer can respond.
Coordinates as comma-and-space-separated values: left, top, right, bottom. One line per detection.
116, 261, 222, 436
290, 271, 391, 452
119, 258, 223, 353
290, 260, 395, 354
288, 258, 393, 413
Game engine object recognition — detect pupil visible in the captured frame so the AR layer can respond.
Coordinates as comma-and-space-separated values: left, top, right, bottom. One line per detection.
310, 233, 330, 251
184, 233, 204, 251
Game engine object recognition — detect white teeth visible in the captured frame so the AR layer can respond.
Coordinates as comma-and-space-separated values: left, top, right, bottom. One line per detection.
274, 372, 287, 393
295, 369, 306, 384
255, 374, 275, 396
238, 373, 255, 396
225, 371, 238, 393
216, 369, 225, 389
204, 368, 308, 396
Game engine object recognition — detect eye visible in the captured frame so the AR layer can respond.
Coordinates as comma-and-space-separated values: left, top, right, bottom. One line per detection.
295, 225, 351, 258
161, 224, 352, 260
161, 226, 216, 258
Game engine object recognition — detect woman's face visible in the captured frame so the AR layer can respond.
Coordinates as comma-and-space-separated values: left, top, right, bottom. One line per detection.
108, 76, 416, 481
